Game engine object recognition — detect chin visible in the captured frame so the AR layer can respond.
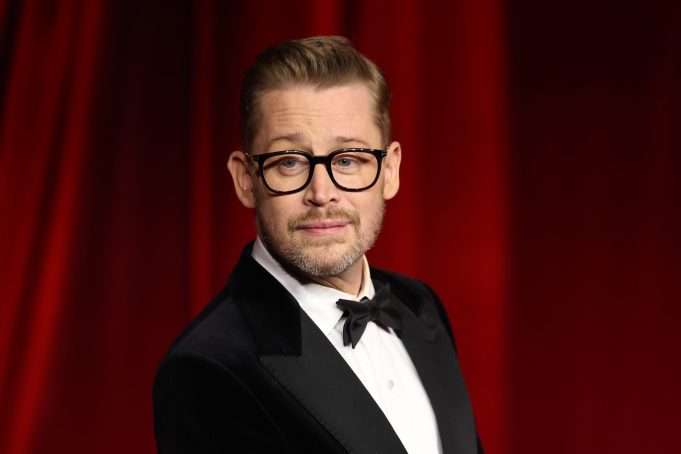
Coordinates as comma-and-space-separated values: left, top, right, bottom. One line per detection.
288, 242, 363, 278
274, 241, 364, 278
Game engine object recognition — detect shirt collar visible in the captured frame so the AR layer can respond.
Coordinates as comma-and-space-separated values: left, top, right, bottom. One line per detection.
251, 237, 375, 335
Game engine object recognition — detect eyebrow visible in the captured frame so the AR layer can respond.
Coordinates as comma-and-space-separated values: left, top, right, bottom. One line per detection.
334, 136, 371, 147
266, 132, 307, 150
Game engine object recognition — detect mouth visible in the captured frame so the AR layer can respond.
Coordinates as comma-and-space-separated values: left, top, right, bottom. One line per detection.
298, 219, 351, 236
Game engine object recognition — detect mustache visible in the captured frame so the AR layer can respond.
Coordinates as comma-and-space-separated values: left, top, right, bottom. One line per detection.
288, 208, 360, 233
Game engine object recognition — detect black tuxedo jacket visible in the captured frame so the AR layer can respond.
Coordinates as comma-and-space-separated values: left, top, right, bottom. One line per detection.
154, 244, 482, 453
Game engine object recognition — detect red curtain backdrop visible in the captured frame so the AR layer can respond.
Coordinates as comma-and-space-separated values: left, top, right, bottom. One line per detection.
0, 1, 678, 453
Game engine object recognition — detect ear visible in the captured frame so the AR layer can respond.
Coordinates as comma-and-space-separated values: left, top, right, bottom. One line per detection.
227, 151, 257, 208
382, 141, 401, 200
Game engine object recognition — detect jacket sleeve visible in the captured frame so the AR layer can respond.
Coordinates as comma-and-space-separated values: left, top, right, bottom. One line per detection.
153, 354, 286, 454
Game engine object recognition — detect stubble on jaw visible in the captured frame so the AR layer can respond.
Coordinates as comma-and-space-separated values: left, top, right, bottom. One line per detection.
258, 204, 385, 279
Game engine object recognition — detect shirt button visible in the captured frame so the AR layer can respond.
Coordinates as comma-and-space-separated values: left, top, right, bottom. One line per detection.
387, 379, 394, 390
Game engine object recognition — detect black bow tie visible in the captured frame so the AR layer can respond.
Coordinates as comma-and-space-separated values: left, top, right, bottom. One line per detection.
336, 283, 402, 349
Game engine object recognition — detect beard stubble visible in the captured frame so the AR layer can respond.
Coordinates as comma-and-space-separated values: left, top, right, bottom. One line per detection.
259, 204, 384, 278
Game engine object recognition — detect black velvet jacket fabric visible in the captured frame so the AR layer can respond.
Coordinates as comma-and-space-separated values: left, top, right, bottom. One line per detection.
153, 243, 483, 453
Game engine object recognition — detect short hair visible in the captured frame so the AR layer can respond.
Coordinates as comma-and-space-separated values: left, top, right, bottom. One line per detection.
240, 36, 392, 152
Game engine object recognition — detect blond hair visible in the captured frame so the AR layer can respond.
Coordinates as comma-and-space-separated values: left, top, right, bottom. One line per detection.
240, 36, 392, 151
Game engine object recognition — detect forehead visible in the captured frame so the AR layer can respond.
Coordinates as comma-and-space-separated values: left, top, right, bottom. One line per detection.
255, 84, 381, 150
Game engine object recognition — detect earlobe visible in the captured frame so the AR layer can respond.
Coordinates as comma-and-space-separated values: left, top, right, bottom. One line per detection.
227, 151, 257, 208
382, 141, 401, 200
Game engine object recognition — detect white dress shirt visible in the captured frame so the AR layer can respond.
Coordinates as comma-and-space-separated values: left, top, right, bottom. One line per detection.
252, 238, 442, 454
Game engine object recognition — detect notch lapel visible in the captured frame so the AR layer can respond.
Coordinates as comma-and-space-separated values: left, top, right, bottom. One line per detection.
229, 245, 406, 454
261, 311, 407, 454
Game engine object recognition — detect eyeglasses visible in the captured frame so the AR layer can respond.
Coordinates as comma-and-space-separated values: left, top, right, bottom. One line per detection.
246, 148, 388, 195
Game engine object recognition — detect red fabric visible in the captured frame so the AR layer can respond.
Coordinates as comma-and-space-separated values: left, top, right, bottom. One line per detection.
0, 1, 678, 453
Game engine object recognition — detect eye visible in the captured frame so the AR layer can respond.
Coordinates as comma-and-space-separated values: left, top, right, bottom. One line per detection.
336, 157, 358, 168
332, 152, 370, 174
263, 154, 309, 175
279, 158, 299, 169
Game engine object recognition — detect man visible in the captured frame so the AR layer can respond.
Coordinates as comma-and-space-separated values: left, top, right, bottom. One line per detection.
153, 36, 482, 454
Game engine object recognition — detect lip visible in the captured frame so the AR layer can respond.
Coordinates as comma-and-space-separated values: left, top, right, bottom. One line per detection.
299, 219, 350, 235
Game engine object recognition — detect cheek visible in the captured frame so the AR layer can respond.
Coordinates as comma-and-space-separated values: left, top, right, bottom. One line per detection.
356, 193, 384, 226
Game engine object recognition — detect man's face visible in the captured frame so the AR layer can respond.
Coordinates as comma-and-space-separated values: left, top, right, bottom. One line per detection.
230, 83, 401, 279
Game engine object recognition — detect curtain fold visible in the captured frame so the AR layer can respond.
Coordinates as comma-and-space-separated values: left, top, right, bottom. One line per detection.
1, 2, 103, 453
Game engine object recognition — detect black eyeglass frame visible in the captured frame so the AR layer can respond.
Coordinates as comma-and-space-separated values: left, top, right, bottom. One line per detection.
246, 147, 389, 195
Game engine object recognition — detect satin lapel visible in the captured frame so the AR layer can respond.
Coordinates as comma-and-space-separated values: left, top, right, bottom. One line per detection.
391, 293, 478, 454
260, 310, 408, 454
229, 245, 406, 454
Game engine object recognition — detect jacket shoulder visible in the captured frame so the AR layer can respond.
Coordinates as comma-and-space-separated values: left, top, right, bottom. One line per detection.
161, 286, 258, 366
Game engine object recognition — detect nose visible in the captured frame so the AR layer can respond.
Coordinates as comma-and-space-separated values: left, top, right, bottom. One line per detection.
304, 163, 338, 206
